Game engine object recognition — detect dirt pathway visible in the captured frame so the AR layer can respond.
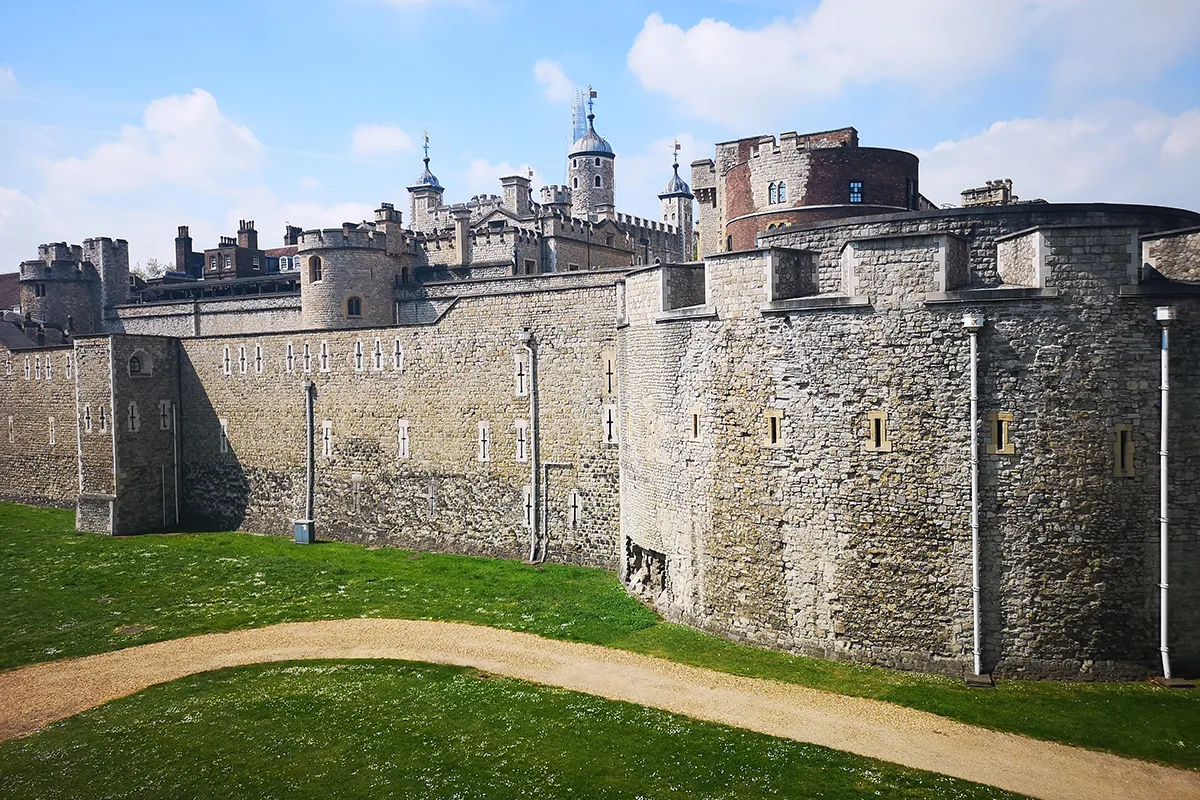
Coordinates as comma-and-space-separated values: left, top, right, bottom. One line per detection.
0, 619, 1195, 799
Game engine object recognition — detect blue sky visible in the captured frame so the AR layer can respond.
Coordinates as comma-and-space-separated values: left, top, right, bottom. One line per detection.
1, 0, 1198, 269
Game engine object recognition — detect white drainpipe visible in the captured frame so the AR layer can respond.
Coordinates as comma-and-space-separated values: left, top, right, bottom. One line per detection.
963, 312, 985, 677
520, 330, 539, 562
1156, 306, 1175, 680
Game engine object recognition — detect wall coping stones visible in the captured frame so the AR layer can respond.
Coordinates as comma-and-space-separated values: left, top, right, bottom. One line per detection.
995, 223, 1141, 244
924, 287, 1061, 305
654, 305, 718, 323
760, 295, 871, 314
1117, 282, 1200, 298
1140, 224, 1200, 241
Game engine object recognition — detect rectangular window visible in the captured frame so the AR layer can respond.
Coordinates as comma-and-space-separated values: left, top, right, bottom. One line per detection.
319, 341, 330, 372
24, 356, 30, 381
84, 405, 92, 433
689, 406, 701, 440
392, 339, 404, 371
99, 407, 107, 434
1114, 424, 1135, 477
225, 254, 231, 268
128, 401, 140, 433
514, 352, 529, 397
222, 346, 231, 376
515, 419, 529, 462
210, 256, 217, 270
524, 258, 537, 275
45, 357, 53, 381
522, 485, 534, 529
321, 421, 333, 458
866, 410, 893, 452
601, 350, 616, 397
568, 263, 580, 272
354, 340, 364, 372
602, 404, 619, 445
220, 418, 229, 453
849, 181, 863, 204
5, 358, 11, 376
159, 400, 171, 431
238, 346, 247, 374
254, 345, 263, 374
286, 342, 295, 374
397, 419, 410, 460
373, 338, 383, 371
34, 356, 42, 381
987, 411, 1015, 455
763, 409, 785, 447
7, 416, 12, 443
64, 354, 72, 379
48, 417, 55, 446
477, 422, 491, 462
303, 343, 312, 373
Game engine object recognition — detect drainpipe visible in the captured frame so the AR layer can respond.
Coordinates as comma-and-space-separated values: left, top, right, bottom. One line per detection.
303, 378, 315, 530
1156, 306, 1174, 680
963, 312, 985, 677
520, 330, 539, 561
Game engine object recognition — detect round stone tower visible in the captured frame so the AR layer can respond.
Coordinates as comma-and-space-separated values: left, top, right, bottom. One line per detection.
298, 223, 403, 330
567, 91, 615, 222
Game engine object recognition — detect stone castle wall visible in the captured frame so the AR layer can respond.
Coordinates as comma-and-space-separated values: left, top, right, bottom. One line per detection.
108, 296, 303, 338
619, 212, 1200, 679
175, 278, 623, 568
0, 346, 78, 508
1144, 226, 1200, 280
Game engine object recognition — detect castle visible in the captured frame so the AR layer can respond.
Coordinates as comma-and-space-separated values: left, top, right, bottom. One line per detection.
4, 104, 1200, 682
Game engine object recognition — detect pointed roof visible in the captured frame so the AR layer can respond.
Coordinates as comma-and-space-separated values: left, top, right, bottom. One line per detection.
569, 91, 614, 157
408, 132, 444, 192
659, 162, 693, 199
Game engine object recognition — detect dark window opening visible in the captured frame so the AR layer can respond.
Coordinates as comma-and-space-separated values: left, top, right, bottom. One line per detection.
310, 256, 323, 282
129, 356, 141, 375
849, 181, 863, 204
346, 296, 362, 317
873, 417, 883, 449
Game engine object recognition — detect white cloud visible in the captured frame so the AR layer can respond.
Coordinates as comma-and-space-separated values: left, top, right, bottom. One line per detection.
464, 158, 543, 197
43, 88, 263, 195
533, 60, 573, 103
917, 102, 1200, 208
0, 66, 16, 98
350, 124, 414, 157
628, 2, 1200, 127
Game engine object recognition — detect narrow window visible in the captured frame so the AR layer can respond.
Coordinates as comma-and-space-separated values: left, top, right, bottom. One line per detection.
866, 410, 892, 452
5, 358, 11, 376
689, 407, 701, 440
286, 342, 295, 374
24, 356, 30, 381
254, 345, 263, 374
98, 407, 107, 433
224, 254, 231, 268
769, 182, 777, 204
34, 356, 42, 381
726, 235, 733, 252
7, 415, 13, 443
763, 409, 785, 447
238, 346, 247, 374
594, 157, 601, 166
515, 419, 529, 462
595, 175, 602, 188
64, 354, 72, 379
849, 181, 863, 204
392, 339, 404, 371
522, 485, 534, 529
602, 404, 618, 445
354, 340, 364, 372
128, 401, 140, 433
987, 412, 1015, 455
602, 353, 616, 396
220, 418, 229, 453
319, 341, 329, 372
303, 343, 312, 373
322, 421, 333, 458
159, 400, 171, 431
573, 177, 578, 189
477, 422, 492, 462
128, 355, 141, 375
48, 417, 55, 446
45, 357, 53, 381
222, 346, 231, 376
373, 338, 383, 371
310, 256, 323, 283
1114, 425, 1135, 477
346, 297, 363, 318
210, 256, 217, 270
514, 352, 529, 397
84, 405, 92, 433
778, 181, 787, 203
567, 489, 581, 529
397, 419, 410, 460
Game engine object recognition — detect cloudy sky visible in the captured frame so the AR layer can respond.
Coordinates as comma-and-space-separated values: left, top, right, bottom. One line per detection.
1, 0, 1198, 270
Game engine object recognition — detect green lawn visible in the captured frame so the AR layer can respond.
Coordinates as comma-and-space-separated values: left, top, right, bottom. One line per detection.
0, 659, 1024, 800
2, 502, 1198, 771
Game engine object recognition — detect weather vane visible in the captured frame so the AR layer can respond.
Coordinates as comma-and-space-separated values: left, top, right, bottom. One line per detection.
422, 131, 430, 162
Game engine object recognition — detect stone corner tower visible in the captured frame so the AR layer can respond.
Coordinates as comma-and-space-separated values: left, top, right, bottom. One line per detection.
407, 133, 445, 234
567, 89, 615, 222
658, 145, 695, 262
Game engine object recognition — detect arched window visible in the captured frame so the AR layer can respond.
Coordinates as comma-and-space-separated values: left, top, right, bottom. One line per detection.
572, 159, 577, 168
573, 177, 579, 189
778, 182, 787, 202
129, 355, 141, 374
346, 296, 362, 318
594, 175, 602, 187
280, 256, 290, 270
594, 157, 601, 166
127, 349, 152, 377
768, 182, 777, 204
310, 256, 323, 282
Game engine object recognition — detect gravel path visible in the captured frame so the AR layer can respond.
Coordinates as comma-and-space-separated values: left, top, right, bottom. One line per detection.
0, 618, 1195, 799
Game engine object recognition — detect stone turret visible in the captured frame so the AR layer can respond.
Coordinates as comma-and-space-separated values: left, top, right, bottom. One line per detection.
659, 147, 695, 262
567, 89, 615, 222
501, 175, 533, 219
407, 133, 445, 234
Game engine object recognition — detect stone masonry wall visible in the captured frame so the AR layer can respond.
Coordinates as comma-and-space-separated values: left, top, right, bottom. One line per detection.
0, 345, 78, 508
177, 281, 623, 568
1144, 227, 1200, 280
109, 297, 302, 338
620, 218, 1200, 679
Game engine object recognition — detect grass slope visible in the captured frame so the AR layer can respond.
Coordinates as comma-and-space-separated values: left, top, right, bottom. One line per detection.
2, 502, 1198, 770
0, 660, 1024, 800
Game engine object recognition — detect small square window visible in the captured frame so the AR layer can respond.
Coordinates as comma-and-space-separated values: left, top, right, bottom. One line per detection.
987, 411, 1015, 455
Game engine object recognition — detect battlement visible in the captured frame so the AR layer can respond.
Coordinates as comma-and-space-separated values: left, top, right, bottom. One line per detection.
616, 213, 678, 236
540, 185, 573, 205
717, 126, 858, 153
36, 242, 84, 262
299, 226, 389, 251
81, 237, 130, 262
19, 259, 97, 282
